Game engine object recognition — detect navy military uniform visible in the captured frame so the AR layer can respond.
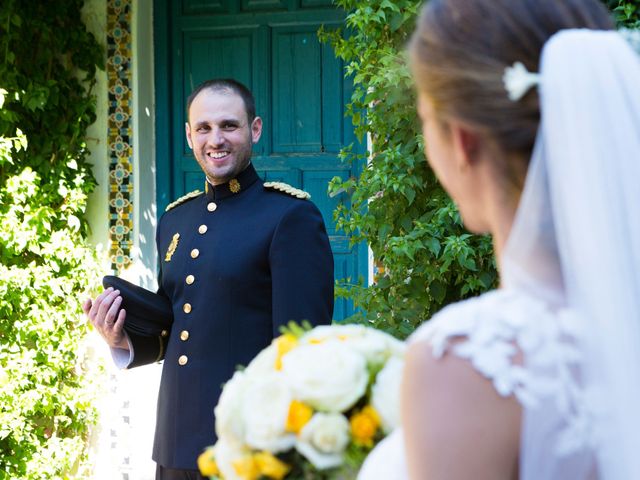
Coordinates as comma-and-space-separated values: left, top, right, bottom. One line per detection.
126, 163, 334, 470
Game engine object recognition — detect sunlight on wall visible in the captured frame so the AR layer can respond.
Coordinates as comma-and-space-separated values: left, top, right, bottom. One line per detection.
82, 0, 160, 479
83, 0, 109, 256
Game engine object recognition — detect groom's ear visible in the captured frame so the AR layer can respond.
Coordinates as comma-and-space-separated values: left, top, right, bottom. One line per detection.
450, 122, 482, 171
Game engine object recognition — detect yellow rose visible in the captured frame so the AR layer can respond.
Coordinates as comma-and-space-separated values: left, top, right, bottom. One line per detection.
255, 451, 291, 479
350, 405, 381, 448
275, 334, 298, 370
233, 455, 260, 480
286, 400, 313, 434
197, 447, 220, 477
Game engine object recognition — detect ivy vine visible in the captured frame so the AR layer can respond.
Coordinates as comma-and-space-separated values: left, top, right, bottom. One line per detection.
0, 0, 104, 478
606, 0, 640, 27
320, 0, 494, 338
321, 0, 640, 338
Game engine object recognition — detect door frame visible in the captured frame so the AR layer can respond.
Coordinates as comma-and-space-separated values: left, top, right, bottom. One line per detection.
154, 0, 173, 213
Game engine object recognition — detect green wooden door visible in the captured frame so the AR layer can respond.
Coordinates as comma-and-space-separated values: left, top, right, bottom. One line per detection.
155, 0, 366, 320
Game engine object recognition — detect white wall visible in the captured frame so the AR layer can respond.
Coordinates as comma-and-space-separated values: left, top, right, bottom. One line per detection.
132, 0, 159, 291
83, 0, 110, 267
83, 0, 158, 287
82, 1, 161, 479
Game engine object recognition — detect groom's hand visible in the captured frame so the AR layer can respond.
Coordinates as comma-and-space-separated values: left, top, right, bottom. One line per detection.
83, 287, 129, 350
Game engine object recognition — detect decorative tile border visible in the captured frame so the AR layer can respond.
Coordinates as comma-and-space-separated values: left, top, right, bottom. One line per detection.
107, 0, 133, 272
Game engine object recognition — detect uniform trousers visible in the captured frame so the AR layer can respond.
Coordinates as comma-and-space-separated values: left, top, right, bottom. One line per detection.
155, 464, 206, 480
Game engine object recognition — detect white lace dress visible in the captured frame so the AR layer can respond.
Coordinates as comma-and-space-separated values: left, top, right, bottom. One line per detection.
358, 288, 596, 480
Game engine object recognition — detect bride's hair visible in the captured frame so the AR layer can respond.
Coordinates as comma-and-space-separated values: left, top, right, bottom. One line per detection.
410, 0, 613, 164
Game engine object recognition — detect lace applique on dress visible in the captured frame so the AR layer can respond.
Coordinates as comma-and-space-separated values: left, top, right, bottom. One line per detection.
411, 289, 596, 457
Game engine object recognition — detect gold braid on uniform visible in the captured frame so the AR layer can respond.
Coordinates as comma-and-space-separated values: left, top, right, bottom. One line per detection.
154, 335, 165, 363
263, 181, 311, 200
165, 190, 202, 211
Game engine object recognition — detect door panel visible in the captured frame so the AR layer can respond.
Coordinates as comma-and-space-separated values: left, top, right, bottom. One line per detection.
300, 0, 333, 7
183, 0, 233, 14
261, 169, 301, 185
156, 0, 367, 320
272, 27, 322, 153
183, 31, 255, 93
242, 0, 287, 11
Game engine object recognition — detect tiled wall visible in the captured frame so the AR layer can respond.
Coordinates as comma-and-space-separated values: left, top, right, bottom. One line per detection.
107, 0, 134, 272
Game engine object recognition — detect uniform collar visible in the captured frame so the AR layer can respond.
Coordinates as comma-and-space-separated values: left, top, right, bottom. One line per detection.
204, 163, 259, 201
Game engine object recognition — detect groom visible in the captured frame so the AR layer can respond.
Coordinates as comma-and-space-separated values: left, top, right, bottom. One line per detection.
84, 79, 334, 479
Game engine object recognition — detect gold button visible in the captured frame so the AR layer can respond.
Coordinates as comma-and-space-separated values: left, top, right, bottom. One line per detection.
161, 330, 168, 337
191, 248, 199, 259
198, 224, 208, 234
180, 330, 190, 341
207, 202, 217, 212
186, 275, 195, 285
183, 303, 192, 314
178, 355, 188, 366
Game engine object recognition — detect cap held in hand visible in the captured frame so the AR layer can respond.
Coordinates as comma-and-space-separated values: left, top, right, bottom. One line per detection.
102, 275, 173, 337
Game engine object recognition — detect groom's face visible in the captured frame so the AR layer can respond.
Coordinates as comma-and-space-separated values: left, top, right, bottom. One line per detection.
186, 89, 262, 186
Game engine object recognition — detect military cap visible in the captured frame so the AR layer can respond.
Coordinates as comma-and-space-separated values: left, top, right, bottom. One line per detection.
102, 275, 173, 337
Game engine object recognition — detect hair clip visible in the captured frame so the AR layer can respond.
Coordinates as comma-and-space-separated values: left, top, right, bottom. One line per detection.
503, 61, 540, 102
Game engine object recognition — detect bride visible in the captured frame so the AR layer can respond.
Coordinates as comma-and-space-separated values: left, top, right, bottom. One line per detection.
360, 0, 640, 479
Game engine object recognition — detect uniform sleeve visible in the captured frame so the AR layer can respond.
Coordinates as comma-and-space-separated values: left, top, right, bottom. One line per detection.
125, 217, 172, 369
269, 200, 334, 335
126, 331, 169, 369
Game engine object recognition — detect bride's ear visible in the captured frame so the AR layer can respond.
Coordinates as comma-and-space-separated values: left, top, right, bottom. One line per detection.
450, 122, 482, 171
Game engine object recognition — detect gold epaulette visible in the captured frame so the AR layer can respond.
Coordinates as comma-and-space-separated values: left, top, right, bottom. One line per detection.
263, 182, 311, 200
165, 190, 202, 212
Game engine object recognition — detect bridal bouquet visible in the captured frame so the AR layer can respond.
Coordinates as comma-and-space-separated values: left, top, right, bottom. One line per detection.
198, 323, 406, 479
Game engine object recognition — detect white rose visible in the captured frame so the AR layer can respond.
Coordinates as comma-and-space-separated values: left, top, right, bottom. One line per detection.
371, 357, 404, 432
241, 372, 296, 452
301, 324, 367, 343
296, 413, 350, 470
244, 342, 278, 376
213, 438, 249, 480
301, 325, 405, 365
377, 330, 406, 358
214, 370, 248, 444
282, 341, 368, 412
351, 329, 405, 364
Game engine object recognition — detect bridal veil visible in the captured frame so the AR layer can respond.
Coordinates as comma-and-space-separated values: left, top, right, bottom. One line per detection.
502, 29, 640, 478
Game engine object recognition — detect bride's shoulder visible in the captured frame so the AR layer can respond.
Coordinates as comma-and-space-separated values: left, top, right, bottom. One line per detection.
411, 288, 561, 348
408, 289, 581, 402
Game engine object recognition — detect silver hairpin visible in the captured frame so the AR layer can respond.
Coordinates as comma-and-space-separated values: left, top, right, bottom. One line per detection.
503, 61, 540, 102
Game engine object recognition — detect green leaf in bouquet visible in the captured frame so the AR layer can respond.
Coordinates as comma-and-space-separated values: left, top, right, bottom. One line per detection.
343, 442, 371, 471
367, 361, 386, 384
277, 448, 362, 480
362, 361, 386, 401
279, 320, 314, 339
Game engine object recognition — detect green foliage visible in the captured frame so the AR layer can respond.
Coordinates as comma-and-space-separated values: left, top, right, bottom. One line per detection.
320, 0, 496, 339
0, 0, 104, 478
273, 449, 362, 480
279, 320, 314, 339
606, 0, 640, 28
321, 0, 639, 339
